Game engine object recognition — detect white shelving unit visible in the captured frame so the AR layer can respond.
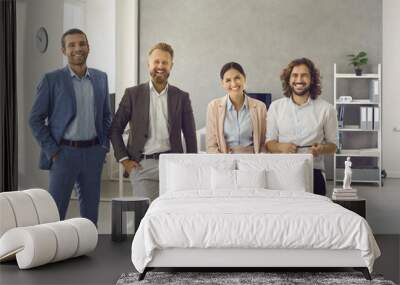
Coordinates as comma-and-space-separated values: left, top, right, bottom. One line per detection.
333, 63, 382, 186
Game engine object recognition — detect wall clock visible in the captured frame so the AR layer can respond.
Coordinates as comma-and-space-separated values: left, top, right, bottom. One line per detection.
35, 27, 48, 53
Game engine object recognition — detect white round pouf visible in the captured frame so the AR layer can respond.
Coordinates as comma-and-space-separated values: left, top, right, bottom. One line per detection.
0, 226, 57, 269
1, 192, 39, 227
0, 190, 98, 269
65, 218, 98, 257
0, 196, 17, 237
24, 189, 60, 223
42, 221, 79, 262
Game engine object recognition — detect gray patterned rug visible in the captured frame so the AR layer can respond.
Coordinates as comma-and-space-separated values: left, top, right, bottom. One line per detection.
116, 271, 396, 285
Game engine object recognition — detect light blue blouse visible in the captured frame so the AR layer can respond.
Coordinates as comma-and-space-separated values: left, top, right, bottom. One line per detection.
223, 95, 253, 147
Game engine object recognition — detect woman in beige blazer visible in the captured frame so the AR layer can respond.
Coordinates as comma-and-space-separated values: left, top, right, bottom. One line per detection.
206, 62, 267, 153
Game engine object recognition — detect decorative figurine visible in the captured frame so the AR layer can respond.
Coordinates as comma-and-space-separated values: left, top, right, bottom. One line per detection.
343, 157, 352, 189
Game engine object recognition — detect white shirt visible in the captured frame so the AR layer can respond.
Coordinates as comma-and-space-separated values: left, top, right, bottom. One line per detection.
266, 96, 337, 170
143, 81, 171, 155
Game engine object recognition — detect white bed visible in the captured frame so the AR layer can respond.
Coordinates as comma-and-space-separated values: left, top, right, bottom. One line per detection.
131, 154, 380, 280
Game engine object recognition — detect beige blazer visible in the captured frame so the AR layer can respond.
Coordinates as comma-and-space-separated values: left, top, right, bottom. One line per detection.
206, 95, 267, 153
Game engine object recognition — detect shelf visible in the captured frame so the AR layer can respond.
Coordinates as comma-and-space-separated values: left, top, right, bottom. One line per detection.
336, 149, 380, 157
336, 101, 379, 105
335, 180, 381, 184
333, 64, 382, 187
336, 153, 379, 157
335, 74, 379, 79
338, 128, 378, 132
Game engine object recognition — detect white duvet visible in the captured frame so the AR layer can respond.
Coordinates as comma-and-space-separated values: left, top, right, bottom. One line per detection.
131, 190, 380, 273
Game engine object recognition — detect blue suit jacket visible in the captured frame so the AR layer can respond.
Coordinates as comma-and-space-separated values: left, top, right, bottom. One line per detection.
29, 66, 112, 170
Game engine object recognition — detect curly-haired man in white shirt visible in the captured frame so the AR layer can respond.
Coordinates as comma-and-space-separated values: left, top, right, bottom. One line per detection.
266, 58, 337, 196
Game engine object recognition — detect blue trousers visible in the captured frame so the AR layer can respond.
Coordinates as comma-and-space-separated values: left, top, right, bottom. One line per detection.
48, 144, 106, 225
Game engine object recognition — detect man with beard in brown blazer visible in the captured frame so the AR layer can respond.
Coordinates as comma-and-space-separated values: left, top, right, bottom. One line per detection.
110, 42, 197, 201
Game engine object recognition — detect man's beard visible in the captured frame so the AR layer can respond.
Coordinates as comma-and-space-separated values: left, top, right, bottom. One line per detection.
150, 70, 169, 85
290, 84, 310, 96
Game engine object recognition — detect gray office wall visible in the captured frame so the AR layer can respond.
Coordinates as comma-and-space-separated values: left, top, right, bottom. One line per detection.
17, 0, 64, 190
139, 0, 382, 129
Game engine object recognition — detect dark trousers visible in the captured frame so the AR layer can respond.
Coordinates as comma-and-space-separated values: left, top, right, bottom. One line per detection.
48, 144, 106, 225
313, 169, 326, 196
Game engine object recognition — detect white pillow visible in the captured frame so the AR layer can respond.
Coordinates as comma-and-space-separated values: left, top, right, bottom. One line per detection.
237, 169, 267, 188
266, 162, 306, 191
211, 169, 267, 190
211, 168, 236, 190
238, 159, 307, 191
167, 161, 235, 191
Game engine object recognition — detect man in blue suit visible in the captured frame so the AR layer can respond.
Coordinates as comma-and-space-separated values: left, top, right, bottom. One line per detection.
29, 28, 112, 225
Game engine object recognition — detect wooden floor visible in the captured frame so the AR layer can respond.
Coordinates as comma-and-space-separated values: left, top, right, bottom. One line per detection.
0, 235, 399, 285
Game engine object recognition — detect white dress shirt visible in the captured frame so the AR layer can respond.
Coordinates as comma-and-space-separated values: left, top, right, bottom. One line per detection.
143, 81, 171, 155
266, 96, 337, 170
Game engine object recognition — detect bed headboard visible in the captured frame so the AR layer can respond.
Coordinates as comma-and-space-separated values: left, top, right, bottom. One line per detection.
159, 154, 314, 195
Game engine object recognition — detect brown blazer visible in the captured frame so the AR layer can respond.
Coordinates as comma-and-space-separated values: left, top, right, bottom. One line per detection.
206, 95, 267, 153
110, 82, 197, 162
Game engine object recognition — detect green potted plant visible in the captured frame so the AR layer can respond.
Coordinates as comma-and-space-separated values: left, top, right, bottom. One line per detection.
347, 51, 368, 76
